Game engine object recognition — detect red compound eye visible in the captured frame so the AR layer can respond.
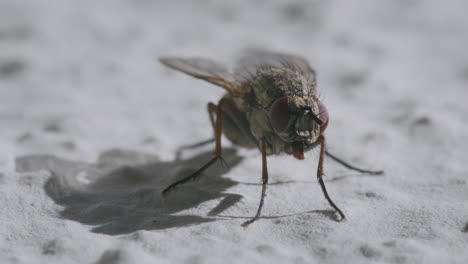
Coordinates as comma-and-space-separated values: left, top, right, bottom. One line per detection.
318, 102, 329, 134
269, 96, 291, 132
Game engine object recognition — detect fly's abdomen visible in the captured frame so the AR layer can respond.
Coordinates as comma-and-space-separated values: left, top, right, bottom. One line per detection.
220, 95, 257, 149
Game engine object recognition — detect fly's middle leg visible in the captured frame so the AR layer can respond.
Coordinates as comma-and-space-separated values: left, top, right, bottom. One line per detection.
173, 102, 219, 160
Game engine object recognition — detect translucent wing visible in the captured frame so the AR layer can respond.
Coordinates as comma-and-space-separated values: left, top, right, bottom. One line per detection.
159, 57, 240, 94
234, 50, 317, 84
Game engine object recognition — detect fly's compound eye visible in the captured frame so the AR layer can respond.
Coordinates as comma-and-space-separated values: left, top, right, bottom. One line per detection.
269, 96, 291, 133
318, 102, 329, 134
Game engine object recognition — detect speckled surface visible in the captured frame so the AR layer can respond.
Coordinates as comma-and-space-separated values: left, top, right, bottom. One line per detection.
1, 0, 467, 263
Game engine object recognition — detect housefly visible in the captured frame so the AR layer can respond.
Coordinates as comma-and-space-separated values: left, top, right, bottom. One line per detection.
159, 50, 383, 226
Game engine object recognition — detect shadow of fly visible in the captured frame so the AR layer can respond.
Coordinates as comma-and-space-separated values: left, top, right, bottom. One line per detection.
159, 50, 383, 227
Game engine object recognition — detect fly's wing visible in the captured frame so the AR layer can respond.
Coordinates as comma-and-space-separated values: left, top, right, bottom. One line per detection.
234, 50, 317, 84
159, 57, 241, 94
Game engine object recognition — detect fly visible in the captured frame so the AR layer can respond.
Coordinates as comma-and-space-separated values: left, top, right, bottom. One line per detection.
159, 50, 383, 227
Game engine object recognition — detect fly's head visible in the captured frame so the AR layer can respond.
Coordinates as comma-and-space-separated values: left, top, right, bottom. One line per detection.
268, 94, 329, 160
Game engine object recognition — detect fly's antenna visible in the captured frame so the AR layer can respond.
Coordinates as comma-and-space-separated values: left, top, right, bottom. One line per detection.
301, 106, 324, 125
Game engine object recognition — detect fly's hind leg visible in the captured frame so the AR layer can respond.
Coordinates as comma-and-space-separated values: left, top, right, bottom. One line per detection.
175, 138, 216, 160
325, 151, 383, 175
207, 102, 229, 169
174, 103, 219, 160
207, 102, 217, 132
162, 99, 229, 196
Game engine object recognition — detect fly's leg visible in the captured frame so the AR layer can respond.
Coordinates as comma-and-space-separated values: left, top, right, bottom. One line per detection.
175, 138, 216, 160
207, 102, 229, 169
241, 139, 268, 227
325, 151, 383, 175
174, 103, 219, 160
317, 136, 346, 221
207, 102, 217, 132
162, 99, 228, 196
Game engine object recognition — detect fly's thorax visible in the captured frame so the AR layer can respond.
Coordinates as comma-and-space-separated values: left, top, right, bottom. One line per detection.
252, 67, 315, 108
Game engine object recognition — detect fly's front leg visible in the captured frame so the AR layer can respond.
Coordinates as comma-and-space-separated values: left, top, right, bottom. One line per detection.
241, 139, 268, 227
317, 135, 346, 221
162, 99, 228, 196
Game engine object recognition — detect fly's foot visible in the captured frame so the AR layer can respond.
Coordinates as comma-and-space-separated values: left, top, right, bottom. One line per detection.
241, 219, 255, 228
